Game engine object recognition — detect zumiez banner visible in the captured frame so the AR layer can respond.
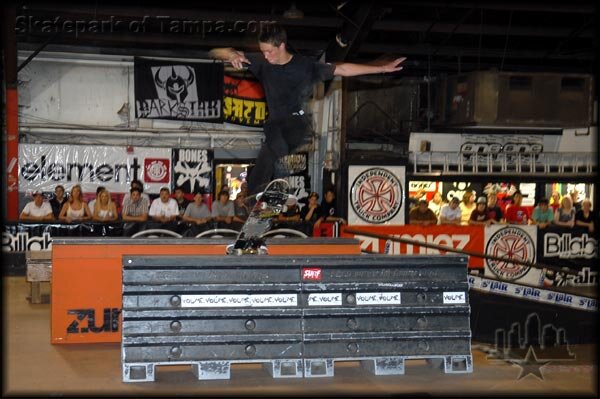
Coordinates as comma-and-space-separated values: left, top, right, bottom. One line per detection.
19, 144, 171, 194
134, 57, 223, 122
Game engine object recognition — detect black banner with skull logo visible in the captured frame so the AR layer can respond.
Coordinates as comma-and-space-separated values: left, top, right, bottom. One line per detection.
134, 57, 223, 122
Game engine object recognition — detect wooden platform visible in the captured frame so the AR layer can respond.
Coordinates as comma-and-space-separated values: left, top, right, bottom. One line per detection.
3, 276, 597, 396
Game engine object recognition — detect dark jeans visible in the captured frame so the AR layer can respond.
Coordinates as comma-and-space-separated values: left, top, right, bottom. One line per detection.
247, 115, 311, 195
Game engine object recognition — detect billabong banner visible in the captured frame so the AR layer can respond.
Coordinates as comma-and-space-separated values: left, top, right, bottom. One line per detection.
134, 57, 223, 121
223, 74, 267, 126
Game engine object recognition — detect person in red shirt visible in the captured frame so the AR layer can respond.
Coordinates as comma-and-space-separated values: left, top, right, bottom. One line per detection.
504, 190, 530, 225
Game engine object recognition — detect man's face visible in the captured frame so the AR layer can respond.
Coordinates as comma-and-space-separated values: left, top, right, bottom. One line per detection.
259, 41, 285, 64
450, 200, 459, 209
55, 187, 64, 199
540, 202, 548, 211
418, 202, 428, 212
309, 196, 318, 206
325, 191, 335, 203
130, 191, 141, 203
175, 190, 184, 200
33, 194, 43, 206
160, 190, 170, 202
194, 193, 203, 205
219, 194, 229, 204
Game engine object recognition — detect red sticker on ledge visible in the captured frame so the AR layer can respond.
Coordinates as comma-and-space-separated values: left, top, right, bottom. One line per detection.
302, 268, 322, 281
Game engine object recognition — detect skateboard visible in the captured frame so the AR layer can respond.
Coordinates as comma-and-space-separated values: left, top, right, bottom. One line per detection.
226, 179, 294, 255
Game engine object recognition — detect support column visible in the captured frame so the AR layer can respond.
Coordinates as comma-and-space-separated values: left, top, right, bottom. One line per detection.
2, 5, 19, 220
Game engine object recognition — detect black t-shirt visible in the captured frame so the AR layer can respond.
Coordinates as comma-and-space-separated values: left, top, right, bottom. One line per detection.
575, 209, 594, 224
245, 53, 335, 120
487, 205, 504, 222
300, 205, 321, 223
319, 201, 338, 219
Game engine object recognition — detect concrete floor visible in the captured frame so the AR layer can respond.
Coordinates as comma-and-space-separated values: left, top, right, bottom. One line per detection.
3, 276, 598, 397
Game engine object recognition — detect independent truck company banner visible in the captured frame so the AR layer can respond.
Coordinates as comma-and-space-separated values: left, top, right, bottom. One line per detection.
348, 165, 405, 225
19, 144, 171, 194
134, 57, 223, 121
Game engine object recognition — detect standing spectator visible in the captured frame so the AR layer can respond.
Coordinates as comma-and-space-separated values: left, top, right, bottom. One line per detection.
316, 187, 346, 228
486, 192, 504, 223
553, 196, 576, 228
182, 191, 212, 236
530, 198, 554, 229
469, 197, 492, 226
505, 190, 530, 225
575, 199, 595, 233
173, 186, 190, 218
300, 192, 321, 236
459, 190, 476, 225
569, 189, 582, 212
20, 190, 53, 221
211, 189, 235, 227
148, 187, 179, 229
59, 184, 91, 223
49, 185, 68, 219
428, 192, 445, 220
549, 191, 562, 212
439, 197, 462, 225
88, 186, 105, 215
121, 187, 149, 236
409, 199, 438, 226
92, 189, 118, 222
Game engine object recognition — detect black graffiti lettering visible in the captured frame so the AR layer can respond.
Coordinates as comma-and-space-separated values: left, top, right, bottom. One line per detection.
21, 155, 141, 183
66, 308, 121, 334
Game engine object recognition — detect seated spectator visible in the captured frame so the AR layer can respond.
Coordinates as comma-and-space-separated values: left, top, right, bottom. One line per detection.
20, 190, 53, 221
428, 192, 445, 220
530, 198, 554, 229
554, 196, 576, 228
575, 198, 594, 233
182, 191, 212, 236
173, 186, 190, 219
148, 187, 179, 229
486, 192, 505, 223
121, 179, 150, 208
316, 187, 346, 228
459, 190, 476, 225
211, 189, 235, 227
469, 197, 492, 226
409, 199, 438, 226
505, 190, 530, 225
59, 184, 91, 223
92, 189, 118, 222
88, 186, 105, 215
300, 192, 321, 236
277, 197, 301, 230
439, 197, 462, 225
233, 193, 250, 224
49, 185, 68, 219
121, 187, 149, 236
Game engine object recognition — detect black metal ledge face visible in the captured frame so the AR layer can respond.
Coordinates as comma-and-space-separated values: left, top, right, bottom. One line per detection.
52, 237, 361, 246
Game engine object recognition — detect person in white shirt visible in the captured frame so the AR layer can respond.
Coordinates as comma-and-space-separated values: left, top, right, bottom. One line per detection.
439, 197, 462, 225
148, 187, 179, 223
20, 190, 54, 221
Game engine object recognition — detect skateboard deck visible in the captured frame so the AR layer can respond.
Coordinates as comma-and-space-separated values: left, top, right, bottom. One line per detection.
226, 179, 292, 255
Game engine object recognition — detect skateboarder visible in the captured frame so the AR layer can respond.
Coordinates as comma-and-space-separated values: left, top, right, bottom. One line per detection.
209, 22, 406, 194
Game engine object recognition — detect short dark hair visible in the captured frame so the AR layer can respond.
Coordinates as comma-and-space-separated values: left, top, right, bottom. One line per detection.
259, 22, 287, 47
130, 187, 141, 195
174, 186, 185, 192
219, 190, 230, 198
538, 197, 549, 205
131, 179, 144, 192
